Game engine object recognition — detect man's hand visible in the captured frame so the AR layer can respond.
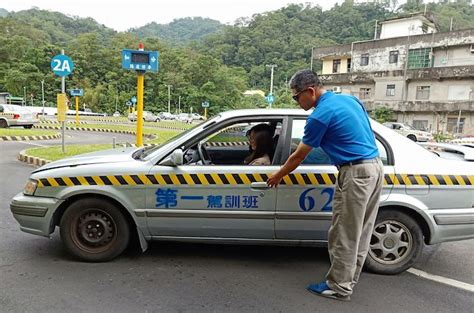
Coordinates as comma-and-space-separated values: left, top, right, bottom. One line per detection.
267, 173, 283, 188
266, 142, 312, 188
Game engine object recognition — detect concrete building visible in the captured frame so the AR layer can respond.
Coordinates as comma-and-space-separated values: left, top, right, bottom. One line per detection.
312, 14, 474, 135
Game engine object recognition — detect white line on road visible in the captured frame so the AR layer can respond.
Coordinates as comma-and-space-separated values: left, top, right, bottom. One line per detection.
17, 141, 48, 147
407, 268, 474, 293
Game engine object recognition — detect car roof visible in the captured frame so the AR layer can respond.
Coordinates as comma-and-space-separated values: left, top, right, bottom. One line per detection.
219, 109, 309, 119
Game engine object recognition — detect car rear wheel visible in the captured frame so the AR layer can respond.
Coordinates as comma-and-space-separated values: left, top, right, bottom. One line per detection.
60, 198, 130, 262
407, 134, 417, 142
365, 210, 423, 275
0, 119, 7, 128
23, 125, 33, 129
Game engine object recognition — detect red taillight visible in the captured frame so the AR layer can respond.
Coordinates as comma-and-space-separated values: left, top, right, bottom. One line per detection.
13, 114, 20, 119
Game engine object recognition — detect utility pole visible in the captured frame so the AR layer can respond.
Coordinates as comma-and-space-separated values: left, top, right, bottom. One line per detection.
266, 64, 277, 95
310, 48, 314, 71
41, 80, 45, 117
178, 95, 181, 114
115, 94, 118, 112
23, 87, 26, 106
166, 84, 172, 113
374, 20, 378, 40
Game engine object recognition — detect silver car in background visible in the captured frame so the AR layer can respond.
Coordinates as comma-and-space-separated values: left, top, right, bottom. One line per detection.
10, 109, 474, 275
0, 104, 38, 129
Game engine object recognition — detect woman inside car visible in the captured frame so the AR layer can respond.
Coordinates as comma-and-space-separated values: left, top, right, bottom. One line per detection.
244, 124, 274, 165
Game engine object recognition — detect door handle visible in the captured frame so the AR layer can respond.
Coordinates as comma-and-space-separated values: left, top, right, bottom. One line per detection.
251, 182, 271, 190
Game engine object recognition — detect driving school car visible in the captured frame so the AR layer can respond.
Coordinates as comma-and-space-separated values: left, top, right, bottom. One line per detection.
11, 109, 474, 274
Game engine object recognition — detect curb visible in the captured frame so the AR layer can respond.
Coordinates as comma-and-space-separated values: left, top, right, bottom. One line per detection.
18, 149, 51, 166
0, 133, 61, 141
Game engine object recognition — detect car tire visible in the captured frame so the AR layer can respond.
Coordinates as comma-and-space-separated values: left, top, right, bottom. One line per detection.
23, 125, 33, 129
0, 119, 7, 128
364, 210, 423, 275
407, 134, 417, 142
60, 198, 130, 262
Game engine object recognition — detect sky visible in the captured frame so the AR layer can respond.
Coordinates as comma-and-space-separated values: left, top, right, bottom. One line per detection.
0, 0, 347, 31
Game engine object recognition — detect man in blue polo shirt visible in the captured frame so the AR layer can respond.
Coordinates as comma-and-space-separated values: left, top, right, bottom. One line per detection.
267, 69, 383, 301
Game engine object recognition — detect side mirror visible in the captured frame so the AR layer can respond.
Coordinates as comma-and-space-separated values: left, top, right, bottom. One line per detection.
161, 149, 184, 166
170, 148, 184, 165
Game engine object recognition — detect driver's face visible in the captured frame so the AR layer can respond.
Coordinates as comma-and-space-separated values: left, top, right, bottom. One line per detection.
248, 131, 257, 150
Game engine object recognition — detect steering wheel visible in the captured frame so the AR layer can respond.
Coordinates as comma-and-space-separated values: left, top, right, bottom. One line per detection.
197, 141, 212, 165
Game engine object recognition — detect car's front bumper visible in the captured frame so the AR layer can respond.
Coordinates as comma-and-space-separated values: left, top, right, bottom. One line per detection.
10, 193, 64, 237
428, 208, 474, 244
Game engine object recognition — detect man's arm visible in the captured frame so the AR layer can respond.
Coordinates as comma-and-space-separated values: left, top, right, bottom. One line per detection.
267, 142, 312, 187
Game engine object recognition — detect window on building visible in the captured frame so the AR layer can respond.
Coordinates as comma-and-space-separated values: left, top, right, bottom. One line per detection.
332, 59, 341, 73
412, 120, 428, 131
359, 88, 371, 100
447, 117, 465, 133
389, 50, 399, 64
416, 86, 430, 100
360, 54, 369, 66
386, 84, 396, 96
347, 58, 352, 72
408, 48, 432, 69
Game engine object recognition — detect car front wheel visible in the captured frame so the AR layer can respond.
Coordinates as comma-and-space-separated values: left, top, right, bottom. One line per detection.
60, 198, 130, 262
407, 134, 417, 142
365, 210, 423, 275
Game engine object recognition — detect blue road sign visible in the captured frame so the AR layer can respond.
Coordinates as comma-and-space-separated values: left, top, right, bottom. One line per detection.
122, 49, 159, 72
131, 96, 137, 104
266, 93, 275, 104
201, 101, 209, 108
69, 89, 83, 97
51, 54, 74, 77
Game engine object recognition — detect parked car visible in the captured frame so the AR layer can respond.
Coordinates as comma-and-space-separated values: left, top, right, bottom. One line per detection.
10, 109, 474, 275
176, 113, 193, 123
190, 113, 205, 121
0, 104, 38, 129
419, 142, 474, 162
159, 112, 176, 120
112, 111, 121, 117
383, 122, 433, 142
128, 111, 161, 122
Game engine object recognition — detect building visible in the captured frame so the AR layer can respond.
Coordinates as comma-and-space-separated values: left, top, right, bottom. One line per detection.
312, 14, 474, 135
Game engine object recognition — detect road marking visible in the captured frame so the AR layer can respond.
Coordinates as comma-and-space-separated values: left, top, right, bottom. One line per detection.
18, 141, 47, 147
407, 268, 474, 293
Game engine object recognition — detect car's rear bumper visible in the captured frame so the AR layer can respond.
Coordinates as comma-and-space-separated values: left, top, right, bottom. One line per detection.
10, 193, 64, 237
428, 208, 474, 244
8, 120, 38, 126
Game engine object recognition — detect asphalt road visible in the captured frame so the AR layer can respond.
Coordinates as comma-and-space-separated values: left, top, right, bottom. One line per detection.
0, 131, 473, 313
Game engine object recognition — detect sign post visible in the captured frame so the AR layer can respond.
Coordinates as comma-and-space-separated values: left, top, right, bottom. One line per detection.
265, 93, 275, 107
122, 43, 159, 146
201, 101, 209, 120
69, 89, 84, 126
51, 50, 74, 152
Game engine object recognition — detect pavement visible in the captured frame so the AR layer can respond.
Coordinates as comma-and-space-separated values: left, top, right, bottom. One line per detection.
0, 130, 473, 313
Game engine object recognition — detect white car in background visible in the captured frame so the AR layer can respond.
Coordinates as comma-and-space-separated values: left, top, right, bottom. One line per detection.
128, 111, 161, 122
159, 112, 176, 120
0, 104, 38, 129
176, 113, 193, 123
383, 122, 433, 142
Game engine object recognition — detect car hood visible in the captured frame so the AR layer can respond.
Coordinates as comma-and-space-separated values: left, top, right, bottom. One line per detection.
32, 147, 139, 173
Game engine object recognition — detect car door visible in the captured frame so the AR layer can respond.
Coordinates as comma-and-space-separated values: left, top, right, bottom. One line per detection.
144, 118, 285, 240
275, 118, 394, 241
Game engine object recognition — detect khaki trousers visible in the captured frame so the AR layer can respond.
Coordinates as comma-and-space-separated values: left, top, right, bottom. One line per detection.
326, 159, 384, 296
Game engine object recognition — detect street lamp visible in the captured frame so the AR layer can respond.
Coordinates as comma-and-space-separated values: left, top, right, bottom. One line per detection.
165, 84, 172, 113
41, 80, 45, 117
23, 87, 26, 106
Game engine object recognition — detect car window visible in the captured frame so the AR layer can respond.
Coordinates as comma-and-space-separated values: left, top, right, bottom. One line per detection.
292, 119, 389, 166
291, 119, 333, 165
187, 119, 283, 166
0, 105, 3, 113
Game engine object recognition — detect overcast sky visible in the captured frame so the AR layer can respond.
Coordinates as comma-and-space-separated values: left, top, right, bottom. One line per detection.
1, 0, 350, 31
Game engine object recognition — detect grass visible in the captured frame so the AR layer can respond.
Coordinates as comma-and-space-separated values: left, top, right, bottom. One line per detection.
25, 129, 180, 161
26, 144, 114, 161
0, 128, 58, 137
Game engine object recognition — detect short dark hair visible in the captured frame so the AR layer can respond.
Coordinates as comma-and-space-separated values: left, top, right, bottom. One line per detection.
289, 69, 322, 92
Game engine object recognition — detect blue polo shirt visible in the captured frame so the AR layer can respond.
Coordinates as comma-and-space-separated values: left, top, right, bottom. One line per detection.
302, 91, 379, 166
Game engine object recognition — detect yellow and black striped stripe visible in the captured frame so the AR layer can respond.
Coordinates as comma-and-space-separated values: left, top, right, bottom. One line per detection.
37, 173, 474, 188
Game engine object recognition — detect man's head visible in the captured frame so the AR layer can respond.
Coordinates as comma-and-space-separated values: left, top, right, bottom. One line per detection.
289, 69, 324, 111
